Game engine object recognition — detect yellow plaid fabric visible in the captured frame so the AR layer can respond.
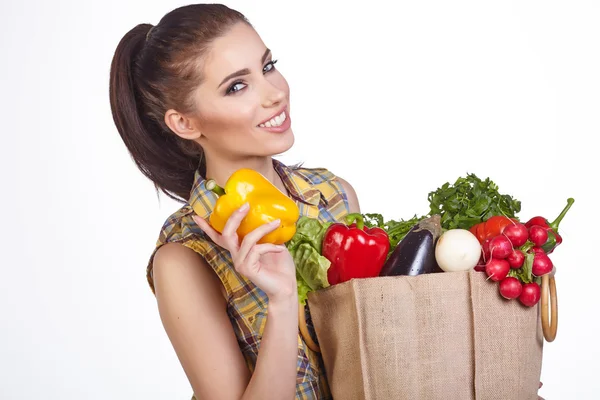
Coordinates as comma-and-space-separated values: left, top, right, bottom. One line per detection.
146, 159, 350, 399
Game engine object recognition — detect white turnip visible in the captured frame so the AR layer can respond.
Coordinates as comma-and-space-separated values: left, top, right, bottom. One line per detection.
435, 229, 482, 272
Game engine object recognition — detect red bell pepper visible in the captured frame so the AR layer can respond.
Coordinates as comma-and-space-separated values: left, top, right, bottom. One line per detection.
322, 213, 390, 285
469, 215, 519, 244
524, 198, 574, 254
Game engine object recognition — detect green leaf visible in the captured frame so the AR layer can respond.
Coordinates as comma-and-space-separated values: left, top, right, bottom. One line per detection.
286, 216, 332, 304
287, 217, 331, 253
296, 274, 312, 306
292, 243, 330, 291
426, 173, 521, 230
508, 252, 534, 284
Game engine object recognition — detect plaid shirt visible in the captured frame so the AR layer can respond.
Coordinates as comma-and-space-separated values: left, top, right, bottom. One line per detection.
147, 159, 350, 399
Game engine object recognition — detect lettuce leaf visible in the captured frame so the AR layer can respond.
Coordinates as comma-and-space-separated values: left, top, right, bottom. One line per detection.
296, 274, 312, 306
292, 243, 331, 291
286, 216, 332, 305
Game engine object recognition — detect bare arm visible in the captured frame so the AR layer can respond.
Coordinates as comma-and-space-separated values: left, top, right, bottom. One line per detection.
153, 240, 298, 399
337, 176, 361, 214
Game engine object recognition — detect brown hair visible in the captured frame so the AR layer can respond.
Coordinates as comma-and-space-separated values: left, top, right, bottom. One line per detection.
109, 4, 249, 202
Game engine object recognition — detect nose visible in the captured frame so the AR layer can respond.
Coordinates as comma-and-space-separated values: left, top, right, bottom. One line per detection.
261, 80, 286, 108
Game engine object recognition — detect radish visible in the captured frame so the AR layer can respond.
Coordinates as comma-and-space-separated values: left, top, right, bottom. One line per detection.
503, 223, 528, 247
489, 235, 512, 259
506, 249, 525, 269
519, 283, 541, 307
499, 277, 523, 299
485, 258, 510, 281
528, 225, 549, 247
481, 237, 493, 261
532, 252, 553, 276
528, 247, 545, 255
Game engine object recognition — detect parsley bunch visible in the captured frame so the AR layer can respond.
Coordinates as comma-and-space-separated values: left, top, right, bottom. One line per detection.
427, 173, 521, 230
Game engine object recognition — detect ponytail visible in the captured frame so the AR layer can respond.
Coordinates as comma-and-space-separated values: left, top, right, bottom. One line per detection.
109, 24, 200, 202
108, 4, 248, 202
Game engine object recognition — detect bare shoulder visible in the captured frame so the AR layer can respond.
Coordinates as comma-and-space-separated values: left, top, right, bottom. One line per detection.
153, 242, 224, 298
151, 243, 250, 399
335, 176, 361, 214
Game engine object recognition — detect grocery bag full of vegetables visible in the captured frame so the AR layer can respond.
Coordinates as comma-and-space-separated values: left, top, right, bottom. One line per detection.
287, 174, 572, 400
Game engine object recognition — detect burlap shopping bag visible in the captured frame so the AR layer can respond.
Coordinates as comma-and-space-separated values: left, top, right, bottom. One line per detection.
306, 270, 544, 400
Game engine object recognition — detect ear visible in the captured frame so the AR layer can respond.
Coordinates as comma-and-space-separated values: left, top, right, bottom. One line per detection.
164, 109, 202, 140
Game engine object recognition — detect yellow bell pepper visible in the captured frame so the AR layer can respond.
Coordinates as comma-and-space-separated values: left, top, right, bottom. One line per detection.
198, 168, 300, 245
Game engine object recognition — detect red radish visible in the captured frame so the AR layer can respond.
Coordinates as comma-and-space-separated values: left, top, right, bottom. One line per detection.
474, 264, 486, 272
481, 238, 493, 261
499, 277, 523, 299
506, 249, 525, 268
503, 223, 529, 247
519, 283, 541, 307
528, 247, 545, 255
532, 253, 553, 276
528, 225, 549, 247
485, 258, 510, 281
489, 235, 512, 259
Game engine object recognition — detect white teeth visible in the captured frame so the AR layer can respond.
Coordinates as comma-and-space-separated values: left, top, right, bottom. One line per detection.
259, 111, 287, 128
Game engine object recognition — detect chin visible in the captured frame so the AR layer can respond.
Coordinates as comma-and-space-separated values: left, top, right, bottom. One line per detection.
272, 128, 295, 154
257, 127, 294, 156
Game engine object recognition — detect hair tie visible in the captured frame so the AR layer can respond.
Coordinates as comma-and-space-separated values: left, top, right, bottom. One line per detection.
146, 25, 155, 41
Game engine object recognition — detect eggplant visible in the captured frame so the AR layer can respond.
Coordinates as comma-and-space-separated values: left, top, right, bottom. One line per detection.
379, 215, 443, 277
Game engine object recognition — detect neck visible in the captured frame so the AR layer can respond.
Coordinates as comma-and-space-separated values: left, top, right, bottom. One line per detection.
204, 154, 285, 193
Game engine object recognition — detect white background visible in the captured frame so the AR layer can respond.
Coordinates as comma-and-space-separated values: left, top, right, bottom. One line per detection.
1, 0, 598, 398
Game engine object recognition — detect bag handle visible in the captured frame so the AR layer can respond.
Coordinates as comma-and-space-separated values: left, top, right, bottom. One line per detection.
541, 274, 558, 342
298, 303, 321, 353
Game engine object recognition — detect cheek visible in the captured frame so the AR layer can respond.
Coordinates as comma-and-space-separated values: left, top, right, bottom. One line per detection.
201, 100, 257, 133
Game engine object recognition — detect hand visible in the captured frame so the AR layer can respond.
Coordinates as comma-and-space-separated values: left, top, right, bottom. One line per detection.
193, 203, 297, 303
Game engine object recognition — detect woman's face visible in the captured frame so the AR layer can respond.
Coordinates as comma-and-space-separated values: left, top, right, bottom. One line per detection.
190, 22, 293, 161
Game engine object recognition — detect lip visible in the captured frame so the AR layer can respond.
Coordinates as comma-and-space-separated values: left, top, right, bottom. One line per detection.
257, 106, 288, 126
256, 106, 291, 133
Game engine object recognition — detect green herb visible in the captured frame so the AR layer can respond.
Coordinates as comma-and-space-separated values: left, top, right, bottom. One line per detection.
508, 252, 534, 284
427, 173, 521, 230
363, 213, 425, 256
286, 216, 332, 305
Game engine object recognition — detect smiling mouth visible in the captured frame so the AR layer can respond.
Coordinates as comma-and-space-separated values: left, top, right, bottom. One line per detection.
258, 110, 287, 128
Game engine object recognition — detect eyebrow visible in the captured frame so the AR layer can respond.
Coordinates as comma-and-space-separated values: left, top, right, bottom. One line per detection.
218, 48, 272, 89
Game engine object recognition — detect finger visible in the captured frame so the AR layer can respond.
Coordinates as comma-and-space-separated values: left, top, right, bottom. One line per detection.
237, 244, 286, 274
221, 203, 250, 239
192, 215, 222, 244
236, 220, 282, 262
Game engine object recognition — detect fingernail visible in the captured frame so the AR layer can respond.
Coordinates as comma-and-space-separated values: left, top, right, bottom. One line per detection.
240, 203, 250, 212
271, 219, 281, 225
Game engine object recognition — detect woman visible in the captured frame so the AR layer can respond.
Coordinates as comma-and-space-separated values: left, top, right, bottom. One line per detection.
109, 4, 358, 399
